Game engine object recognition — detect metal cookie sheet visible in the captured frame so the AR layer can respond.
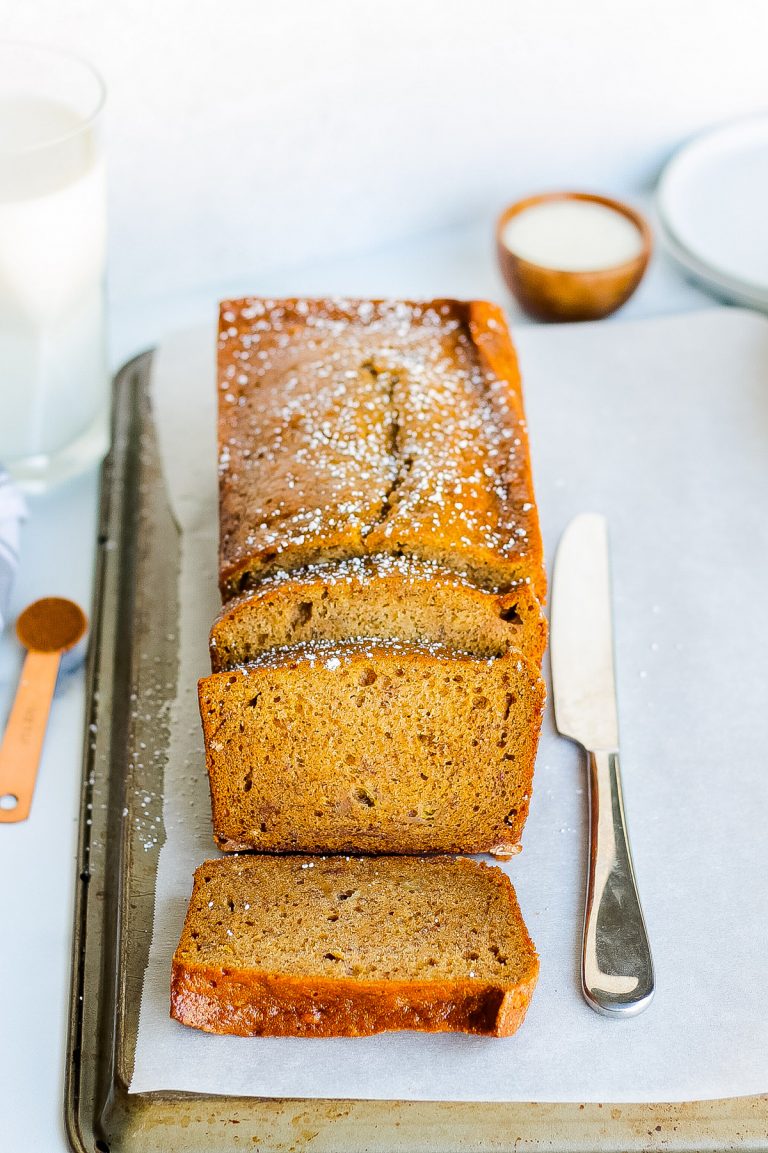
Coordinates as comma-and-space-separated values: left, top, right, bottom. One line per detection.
64, 352, 768, 1153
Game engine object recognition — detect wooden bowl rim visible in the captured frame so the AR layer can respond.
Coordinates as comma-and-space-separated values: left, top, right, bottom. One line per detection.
496, 191, 653, 278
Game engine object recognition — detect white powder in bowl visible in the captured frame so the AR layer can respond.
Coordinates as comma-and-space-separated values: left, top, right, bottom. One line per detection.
501, 199, 644, 272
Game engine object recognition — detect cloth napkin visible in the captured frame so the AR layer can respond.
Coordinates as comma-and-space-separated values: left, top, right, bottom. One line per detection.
0, 468, 26, 632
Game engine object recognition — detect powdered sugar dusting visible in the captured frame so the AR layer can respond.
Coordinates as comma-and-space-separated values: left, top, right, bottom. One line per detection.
214, 554, 533, 623
213, 636, 500, 675
217, 298, 542, 595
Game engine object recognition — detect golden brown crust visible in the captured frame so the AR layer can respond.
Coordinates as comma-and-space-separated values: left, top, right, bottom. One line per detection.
170, 855, 539, 1038
199, 641, 545, 856
217, 298, 546, 601
209, 555, 547, 672
170, 963, 537, 1038
465, 300, 546, 601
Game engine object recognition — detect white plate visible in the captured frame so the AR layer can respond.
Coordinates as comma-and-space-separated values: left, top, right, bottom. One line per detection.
656, 115, 768, 310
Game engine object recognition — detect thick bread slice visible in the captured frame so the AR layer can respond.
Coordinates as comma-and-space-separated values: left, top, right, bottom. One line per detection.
209, 555, 547, 672
199, 640, 545, 856
171, 855, 539, 1038
217, 297, 545, 601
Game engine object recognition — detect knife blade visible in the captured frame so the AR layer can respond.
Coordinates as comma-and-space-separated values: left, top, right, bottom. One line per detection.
551, 513, 655, 1017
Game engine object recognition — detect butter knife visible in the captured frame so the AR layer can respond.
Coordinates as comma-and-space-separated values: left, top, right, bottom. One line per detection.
551, 513, 654, 1016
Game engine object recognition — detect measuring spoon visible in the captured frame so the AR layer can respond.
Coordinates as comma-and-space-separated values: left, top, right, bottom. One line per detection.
0, 597, 87, 823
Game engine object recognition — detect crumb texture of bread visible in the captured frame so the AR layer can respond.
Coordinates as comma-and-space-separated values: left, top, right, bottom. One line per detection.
199, 641, 545, 855
209, 555, 547, 671
217, 298, 545, 601
171, 855, 539, 1037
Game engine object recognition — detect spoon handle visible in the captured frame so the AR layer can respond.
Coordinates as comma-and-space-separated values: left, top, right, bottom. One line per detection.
0, 649, 62, 823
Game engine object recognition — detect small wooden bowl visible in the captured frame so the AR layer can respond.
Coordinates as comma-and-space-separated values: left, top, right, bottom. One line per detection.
496, 192, 652, 322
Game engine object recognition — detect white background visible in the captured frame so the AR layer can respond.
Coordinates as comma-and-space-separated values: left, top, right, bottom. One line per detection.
0, 2, 767, 1148
1, 0, 767, 306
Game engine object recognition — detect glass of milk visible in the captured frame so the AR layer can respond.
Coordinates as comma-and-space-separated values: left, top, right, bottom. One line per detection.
0, 43, 108, 491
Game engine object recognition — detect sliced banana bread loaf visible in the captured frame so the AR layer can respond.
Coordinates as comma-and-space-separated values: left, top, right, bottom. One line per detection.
199, 640, 545, 857
209, 555, 547, 672
217, 297, 545, 601
171, 854, 539, 1038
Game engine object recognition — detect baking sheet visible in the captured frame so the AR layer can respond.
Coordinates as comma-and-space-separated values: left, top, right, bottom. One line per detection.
131, 307, 768, 1101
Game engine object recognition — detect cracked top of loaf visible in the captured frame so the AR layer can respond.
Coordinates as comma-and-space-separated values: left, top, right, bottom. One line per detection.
217, 297, 545, 600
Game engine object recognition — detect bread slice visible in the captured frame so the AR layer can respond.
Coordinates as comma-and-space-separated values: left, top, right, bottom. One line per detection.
171, 855, 539, 1038
199, 640, 545, 856
217, 297, 545, 601
209, 555, 547, 672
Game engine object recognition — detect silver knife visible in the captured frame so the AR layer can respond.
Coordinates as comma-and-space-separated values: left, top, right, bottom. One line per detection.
551, 513, 654, 1017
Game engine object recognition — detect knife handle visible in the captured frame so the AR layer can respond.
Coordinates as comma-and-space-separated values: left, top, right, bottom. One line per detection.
582, 749, 655, 1016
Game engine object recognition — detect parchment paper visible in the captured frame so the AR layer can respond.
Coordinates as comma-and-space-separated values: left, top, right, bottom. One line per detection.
131, 307, 768, 1101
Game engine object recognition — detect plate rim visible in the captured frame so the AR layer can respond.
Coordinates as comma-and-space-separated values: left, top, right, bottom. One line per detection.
656, 112, 768, 297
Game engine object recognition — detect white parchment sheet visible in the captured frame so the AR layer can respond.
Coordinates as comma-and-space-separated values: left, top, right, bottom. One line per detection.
131, 308, 768, 1101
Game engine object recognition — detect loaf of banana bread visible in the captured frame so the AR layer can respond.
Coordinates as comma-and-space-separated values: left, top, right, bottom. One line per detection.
217, 297, 545, 601
199, 639, 545, 856
171, 854, 539, 1038
209, 554, 547, 672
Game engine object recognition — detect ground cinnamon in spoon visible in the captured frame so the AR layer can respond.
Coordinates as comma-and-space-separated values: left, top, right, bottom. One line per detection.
16, 597, 87, 652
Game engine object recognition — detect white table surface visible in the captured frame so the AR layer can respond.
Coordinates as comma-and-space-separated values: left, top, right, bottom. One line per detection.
0, 217, 714, 1150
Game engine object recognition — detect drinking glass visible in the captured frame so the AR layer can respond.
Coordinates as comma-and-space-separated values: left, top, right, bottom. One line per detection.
0, 43, 108, 491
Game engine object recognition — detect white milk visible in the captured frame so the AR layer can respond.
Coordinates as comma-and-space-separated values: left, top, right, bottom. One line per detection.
501, 199, 643, 272
0, 96, 107, 465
